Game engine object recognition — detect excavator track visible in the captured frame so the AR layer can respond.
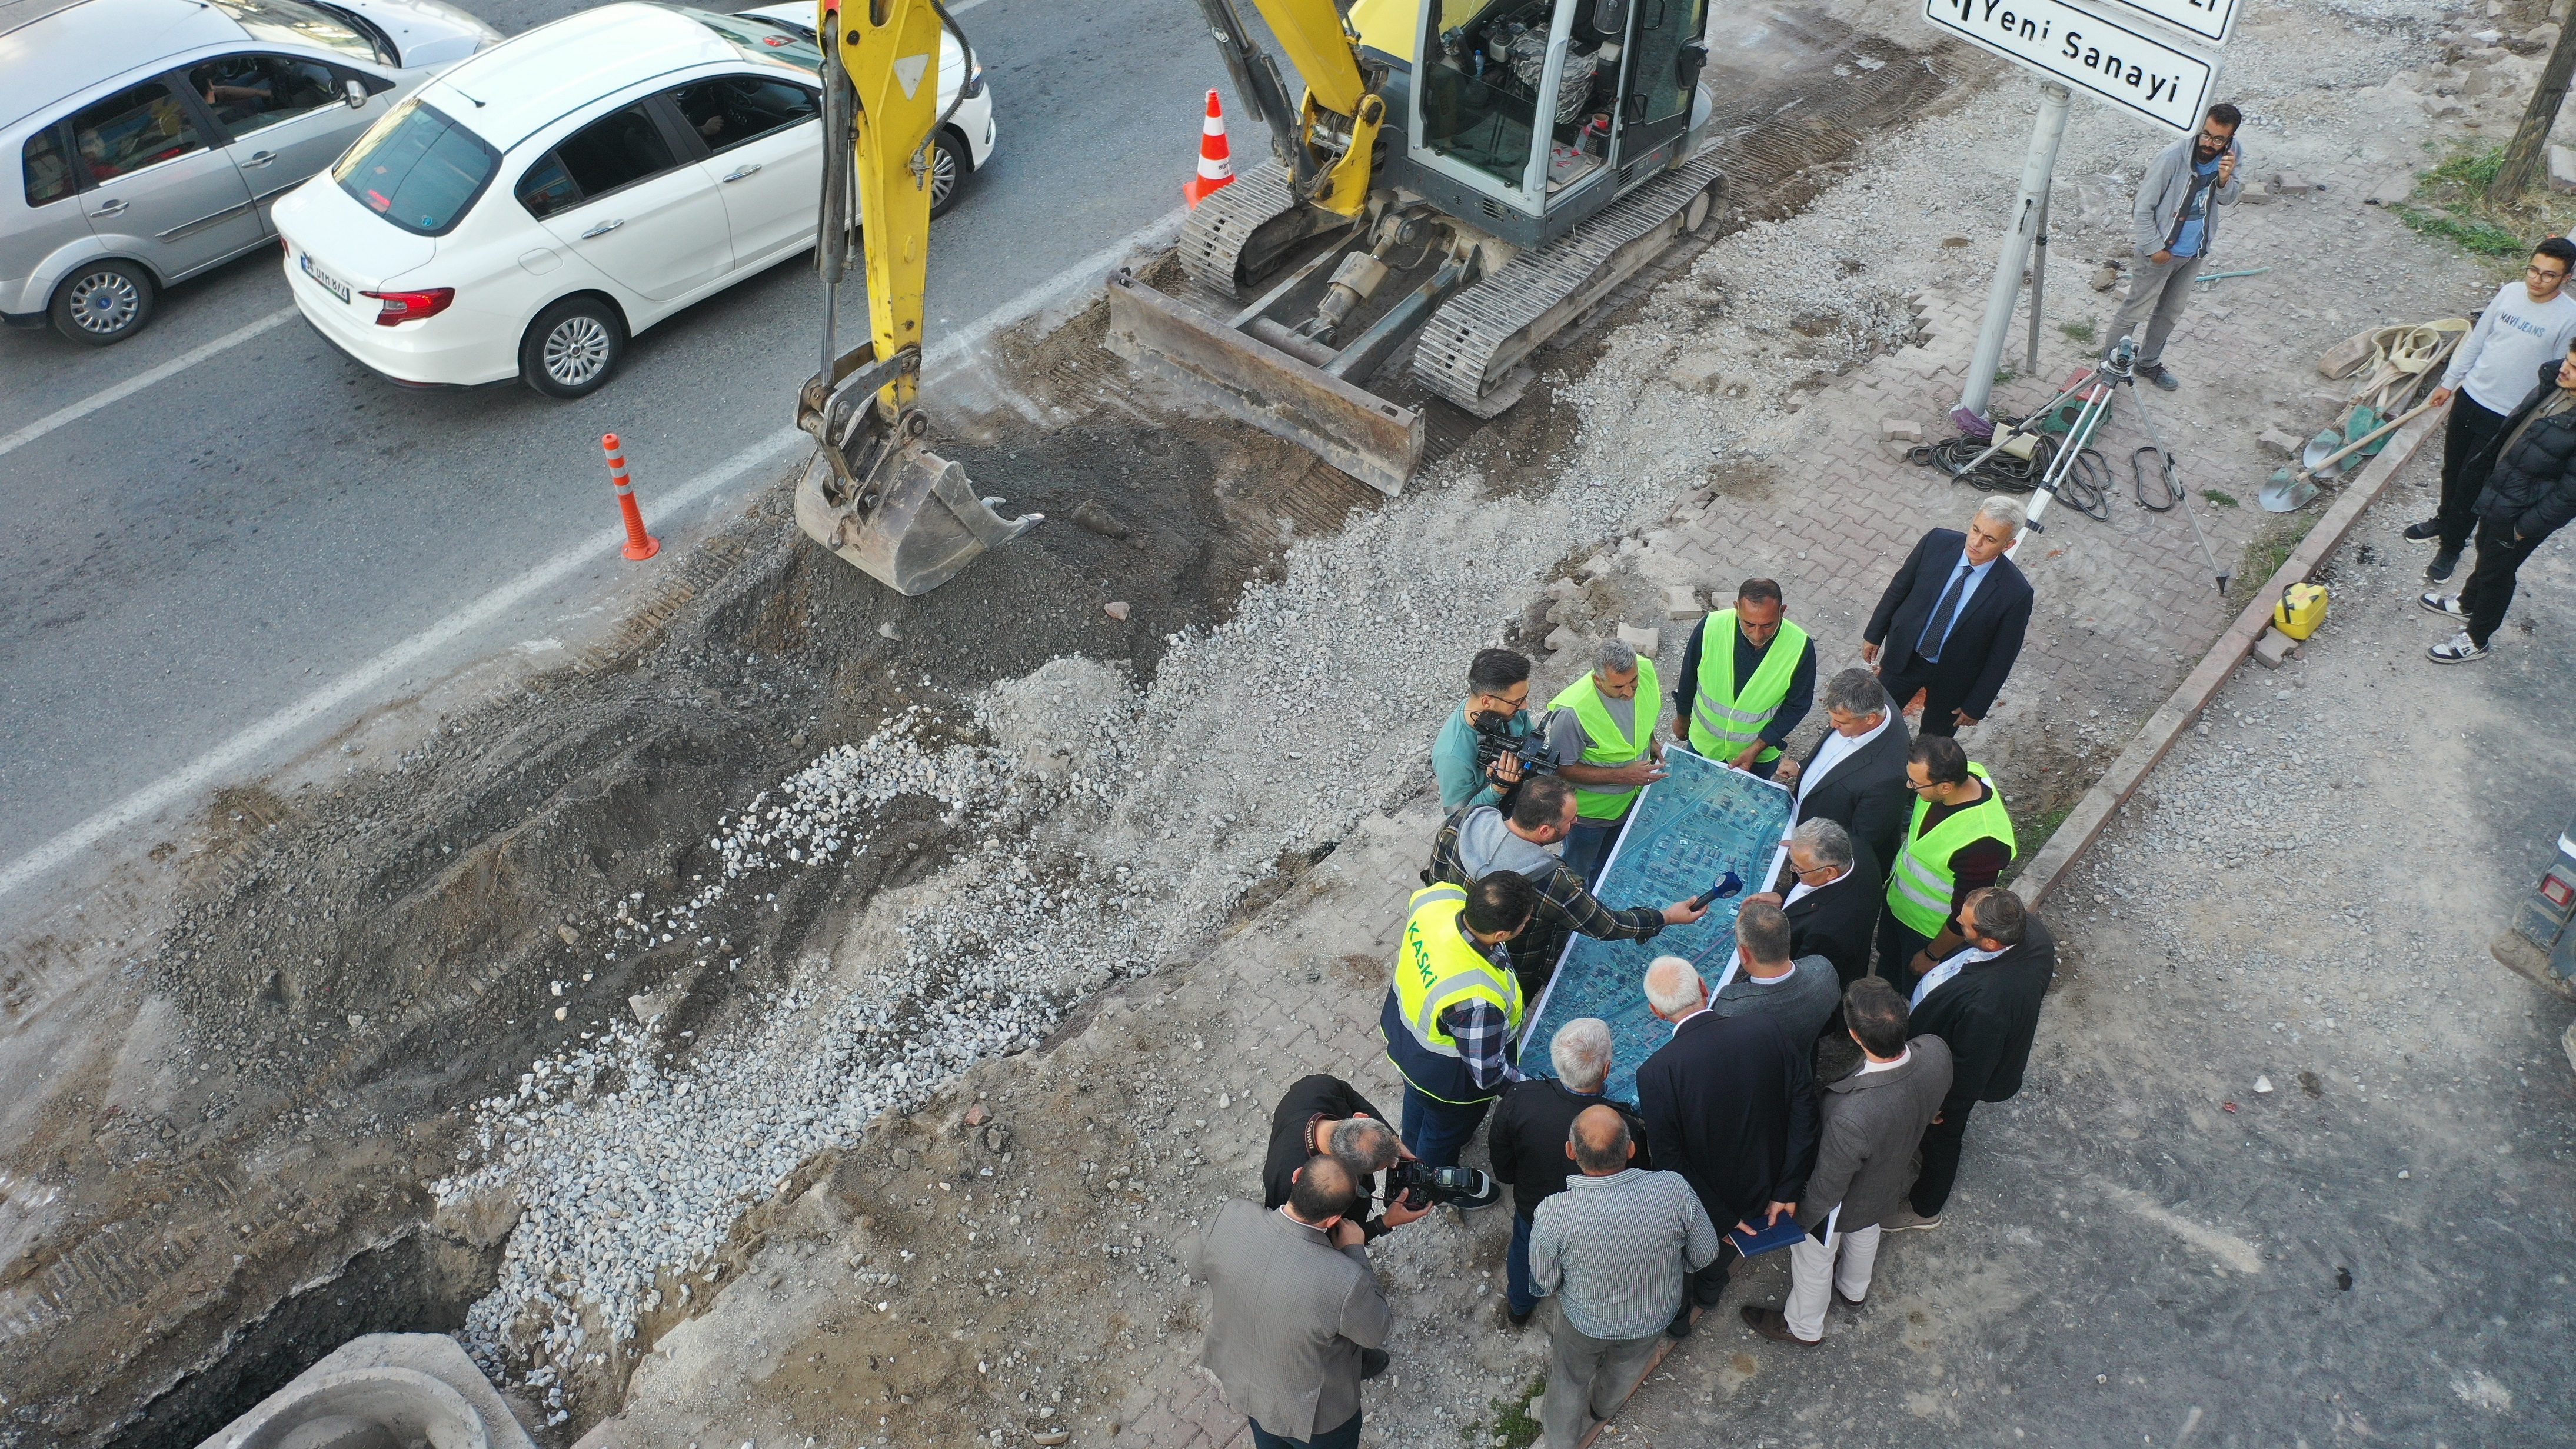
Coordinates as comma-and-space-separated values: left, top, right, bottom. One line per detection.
1413, 146, 1728, 416
1176, 162, 1327, 298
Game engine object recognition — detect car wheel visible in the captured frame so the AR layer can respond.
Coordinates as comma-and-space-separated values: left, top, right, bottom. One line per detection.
49, 261, 156, 345
520, 296, 625, 399
928, 129, 969, 219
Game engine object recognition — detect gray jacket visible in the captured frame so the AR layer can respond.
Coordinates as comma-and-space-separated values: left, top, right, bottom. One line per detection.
2131, 132, 2243, 258
1453, 804, 1564, 880
1181, 1199, 1390, 1440
1795, 1036, 1954, 1233
1708, 954, 1841, 1045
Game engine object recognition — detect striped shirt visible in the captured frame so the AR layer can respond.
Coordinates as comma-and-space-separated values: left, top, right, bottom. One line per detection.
1529, 1168, 1720, 1340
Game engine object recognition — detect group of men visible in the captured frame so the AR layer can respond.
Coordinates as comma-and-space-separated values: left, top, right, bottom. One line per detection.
1183, 500, 2056, 1449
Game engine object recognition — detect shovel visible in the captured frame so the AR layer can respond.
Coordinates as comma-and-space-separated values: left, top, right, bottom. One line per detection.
2262, 398, 2439, 511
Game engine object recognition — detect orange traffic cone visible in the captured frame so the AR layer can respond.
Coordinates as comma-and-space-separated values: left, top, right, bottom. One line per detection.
1183, 89, 1234, 208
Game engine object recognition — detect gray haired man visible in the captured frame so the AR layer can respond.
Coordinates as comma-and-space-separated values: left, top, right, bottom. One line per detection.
1747, 818, 1882, 989
1487, 1018, 1648, 1327
1862, 498, 2036, 739
2102, 102, 2243, 391
1545, 638, 1668, 885
1529, 1105, 1718, 1449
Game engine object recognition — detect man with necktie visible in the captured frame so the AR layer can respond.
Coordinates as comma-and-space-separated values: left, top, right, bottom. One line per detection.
1861, 498, 2035, 738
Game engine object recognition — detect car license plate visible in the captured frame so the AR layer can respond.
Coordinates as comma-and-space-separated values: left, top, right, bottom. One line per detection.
300, 252, 352, 304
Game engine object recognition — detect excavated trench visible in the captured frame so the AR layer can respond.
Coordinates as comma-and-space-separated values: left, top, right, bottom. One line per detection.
0, 16, 1988, 1448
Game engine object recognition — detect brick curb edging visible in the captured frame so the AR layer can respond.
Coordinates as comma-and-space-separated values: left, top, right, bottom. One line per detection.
2008, 403, 2448, 907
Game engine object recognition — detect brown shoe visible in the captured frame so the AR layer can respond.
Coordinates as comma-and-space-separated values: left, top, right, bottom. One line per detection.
1740, 1306, 1820, 1345
1833, 1287, 1865, 1310
1882, 1206, 1942, 1233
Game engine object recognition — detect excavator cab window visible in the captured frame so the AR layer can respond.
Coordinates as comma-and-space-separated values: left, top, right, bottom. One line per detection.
1416, 0, 1618, 207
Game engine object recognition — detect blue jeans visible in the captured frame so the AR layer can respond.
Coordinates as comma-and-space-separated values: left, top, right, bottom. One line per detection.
1560, 817, 1622, 885
1250, 1411, 1362, 1449
1399, 1085, 1492, 1169
1507, 1212, 1539, 1317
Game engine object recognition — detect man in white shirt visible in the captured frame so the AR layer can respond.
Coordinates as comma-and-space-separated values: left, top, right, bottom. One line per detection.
2412, 236, 2576, 581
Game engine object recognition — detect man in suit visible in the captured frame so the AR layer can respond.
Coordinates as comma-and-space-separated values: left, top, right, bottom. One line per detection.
1887, 887, 2055, 1231
1634, 956, 1818, 1327
1488, 1019, 1650, 1328
1862, 498, 2035, 737
1773, 668, 1912, 873
1742, 978, 1952, 1346
1704, 902, 1839, 1044
1749, 818, 1879, 990
1182, 1156, 1391, 1449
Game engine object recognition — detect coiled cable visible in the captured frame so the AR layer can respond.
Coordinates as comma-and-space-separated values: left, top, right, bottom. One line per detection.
1907, 422, 2110, 521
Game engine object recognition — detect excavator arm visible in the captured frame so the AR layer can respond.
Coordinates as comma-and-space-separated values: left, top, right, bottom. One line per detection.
792, 0, 1039, 596
1193, 0, 1385, 215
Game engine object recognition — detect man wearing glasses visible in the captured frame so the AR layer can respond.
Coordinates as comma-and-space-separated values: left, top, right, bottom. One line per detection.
1435, 648, 1539, 812
2408, 236, 2576, 582
1875, 737, 2015, 996
2103, 103, 2244, 392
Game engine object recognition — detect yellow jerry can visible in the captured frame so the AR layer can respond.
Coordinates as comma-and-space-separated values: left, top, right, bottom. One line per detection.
2274, 581, 2329, 640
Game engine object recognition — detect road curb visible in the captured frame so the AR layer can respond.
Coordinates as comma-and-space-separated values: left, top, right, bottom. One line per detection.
2011, 402, 2448, 907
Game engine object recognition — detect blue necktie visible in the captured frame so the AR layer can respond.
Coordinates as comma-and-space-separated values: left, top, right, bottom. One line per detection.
1917, 562, 1972, 662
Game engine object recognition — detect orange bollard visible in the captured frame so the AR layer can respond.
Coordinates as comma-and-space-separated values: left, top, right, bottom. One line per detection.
600, 432, 660, 561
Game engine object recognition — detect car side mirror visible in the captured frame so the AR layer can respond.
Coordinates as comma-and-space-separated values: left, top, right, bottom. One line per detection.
1590, 0, 1629, 35
344, 78, 368, 109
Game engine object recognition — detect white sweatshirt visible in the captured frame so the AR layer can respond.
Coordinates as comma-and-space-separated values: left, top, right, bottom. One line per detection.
2442, 281, 2576, 414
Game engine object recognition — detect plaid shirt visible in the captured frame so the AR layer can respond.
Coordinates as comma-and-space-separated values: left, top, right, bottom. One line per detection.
1427, 812, 1667, 991
1437, 996, 1523, 1093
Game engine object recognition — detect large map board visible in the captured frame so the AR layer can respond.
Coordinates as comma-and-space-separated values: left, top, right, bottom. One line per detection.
1521, 750, 1795, 1104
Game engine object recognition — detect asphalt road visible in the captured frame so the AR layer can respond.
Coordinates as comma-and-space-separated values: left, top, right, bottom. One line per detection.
0, 0, 1243, 892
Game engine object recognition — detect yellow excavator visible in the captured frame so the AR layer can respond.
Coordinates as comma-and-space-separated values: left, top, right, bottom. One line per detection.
1106, 0, 1725, 493
793, 0, 1037, 596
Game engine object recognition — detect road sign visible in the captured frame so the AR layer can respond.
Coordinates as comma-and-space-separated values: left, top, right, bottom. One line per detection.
2095, 0, 2235, 44
1921, 0, 2221, 134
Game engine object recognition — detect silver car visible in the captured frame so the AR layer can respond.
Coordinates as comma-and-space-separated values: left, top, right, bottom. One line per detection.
1, 0, 498, 345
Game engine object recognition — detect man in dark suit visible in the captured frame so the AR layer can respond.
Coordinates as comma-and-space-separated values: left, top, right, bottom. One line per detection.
1773, 668, 1912, 873
1633, 957, 1818, 1327
1886, 887, 2055, 1232
1750, 818, 1879, 991
1862, 498, 2036, 737
1486, 1017, 1649, 1328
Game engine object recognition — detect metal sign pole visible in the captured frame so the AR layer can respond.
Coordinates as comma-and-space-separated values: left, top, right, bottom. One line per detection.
2025, 186, 2050, 375
1955, 82, 2071, 434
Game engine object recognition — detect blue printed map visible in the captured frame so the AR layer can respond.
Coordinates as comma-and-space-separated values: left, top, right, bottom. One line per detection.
1521, 749, 1794, 1104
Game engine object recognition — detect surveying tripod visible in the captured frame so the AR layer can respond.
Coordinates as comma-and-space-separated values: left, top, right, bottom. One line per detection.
1956, 334, 2231, 594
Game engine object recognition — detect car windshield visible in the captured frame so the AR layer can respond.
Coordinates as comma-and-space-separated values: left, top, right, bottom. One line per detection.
673, 6, 822, 71
205, 0, 380, 66
334, 98, 498, 236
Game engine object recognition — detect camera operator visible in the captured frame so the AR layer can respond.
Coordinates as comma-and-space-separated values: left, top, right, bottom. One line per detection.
1260, 1075, 1436, 1240
1427, 775, 1708, 998
1433, 649, 1539, 812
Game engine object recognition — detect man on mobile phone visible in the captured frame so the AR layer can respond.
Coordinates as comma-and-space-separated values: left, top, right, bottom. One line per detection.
2102, 102, 2244, 392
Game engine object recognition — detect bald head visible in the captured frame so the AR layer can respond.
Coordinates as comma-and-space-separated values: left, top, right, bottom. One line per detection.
1568, 1104, 1633, 1175
1286, 1154, 1359, 1225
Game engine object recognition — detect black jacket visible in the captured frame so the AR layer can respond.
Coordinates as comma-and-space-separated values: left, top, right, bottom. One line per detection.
1789, 698, 1912, 875
1486, 1077, 1651, 1221
2474, 363, 2576, 541
1779, 844, 1882, 989
1908, 915, 2057, 1117
1864, 529, 2035, 719
1635, 1010, 1818, 1227
1260, 1075, 1397, 1241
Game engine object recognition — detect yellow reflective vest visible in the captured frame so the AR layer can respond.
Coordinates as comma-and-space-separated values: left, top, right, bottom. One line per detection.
1686, 611, 1810, 764
1885, 764, 2017, 937
1380, 883, 1524, 1104
1547, 657, 1660, 821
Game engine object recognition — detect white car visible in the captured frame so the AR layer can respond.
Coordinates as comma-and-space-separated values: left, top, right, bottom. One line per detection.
271, 1, 993, 398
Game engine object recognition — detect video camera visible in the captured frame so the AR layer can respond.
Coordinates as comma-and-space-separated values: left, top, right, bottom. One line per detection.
1389, 1160, 1497, 1211
1469, 712, 1557, 785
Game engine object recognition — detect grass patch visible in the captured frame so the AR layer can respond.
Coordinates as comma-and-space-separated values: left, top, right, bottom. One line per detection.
2228, 510, 2322, 605
2059, 319, 2096, 344
1995, 368, 2018, 384
2388, 145, 2561, 267
2202, 488, 2239, 507
1463, 1375, 1546, 1449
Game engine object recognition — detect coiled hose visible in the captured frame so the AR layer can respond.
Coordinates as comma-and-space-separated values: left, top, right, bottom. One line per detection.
1906, 425, 2111, 521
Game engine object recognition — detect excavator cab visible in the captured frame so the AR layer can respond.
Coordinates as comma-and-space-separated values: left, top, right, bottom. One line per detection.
1104, 0, 1722, 494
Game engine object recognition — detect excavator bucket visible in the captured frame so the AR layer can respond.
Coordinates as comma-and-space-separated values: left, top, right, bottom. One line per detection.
1104, 269, 1422, 496
792, 340, 1040, 597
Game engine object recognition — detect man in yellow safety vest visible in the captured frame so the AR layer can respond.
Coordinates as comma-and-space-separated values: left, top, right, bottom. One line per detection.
1674, 579, 1817, 779
1543, 638, 1668, 884
1381, 873, 1539, 1172
1876, 735, 2017, 991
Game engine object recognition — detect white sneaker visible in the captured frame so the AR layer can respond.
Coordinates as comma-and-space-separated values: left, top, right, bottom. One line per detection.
2427, 631, 2489, 664
2418, 591, 2464, 618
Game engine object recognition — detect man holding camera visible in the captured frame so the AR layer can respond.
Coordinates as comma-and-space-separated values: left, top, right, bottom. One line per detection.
1675, 579, 1816, 779
1261, 1076, 1436, 1240
1380, 874, 1539, 1170
1543, 638, 1668, 883
1433, 649, 1539, 812
1183, 1156, 1390, 1449
1427, 775, 1707, 997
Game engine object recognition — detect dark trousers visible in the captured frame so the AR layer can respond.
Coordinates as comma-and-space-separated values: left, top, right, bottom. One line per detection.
2458, 517, 2550, 646
1399, 1085, 1492, 1170
1690, 1238, 1744, 1305
1250, 1411, 1362, 1449
1875, 907, 1931, 997
2436, 395, 2511, 554
1879, 663, 1969, 737
1911, 1100, 1977, 1217
1507, 1212, 1539, 1316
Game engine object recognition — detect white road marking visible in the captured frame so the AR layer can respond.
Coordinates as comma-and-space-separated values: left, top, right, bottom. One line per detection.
0, 305, 299, 459
0, 428, 804, 902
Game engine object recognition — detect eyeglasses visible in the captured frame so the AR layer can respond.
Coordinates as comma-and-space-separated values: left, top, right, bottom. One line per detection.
2531, 265, 2568, 282
1904, 778, 1939, 791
